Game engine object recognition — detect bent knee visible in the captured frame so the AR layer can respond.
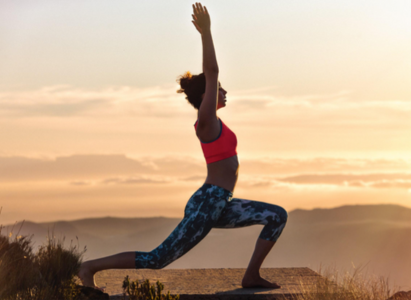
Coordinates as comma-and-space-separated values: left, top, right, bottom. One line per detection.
281, 207, 288, 223
273, 205, 288, 225
281, 207, 288, 224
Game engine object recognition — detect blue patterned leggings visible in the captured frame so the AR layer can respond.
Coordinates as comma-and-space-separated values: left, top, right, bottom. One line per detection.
135, 183, 288, 269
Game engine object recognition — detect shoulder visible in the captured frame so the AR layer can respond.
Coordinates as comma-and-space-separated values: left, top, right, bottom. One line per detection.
196, 117, 222, 143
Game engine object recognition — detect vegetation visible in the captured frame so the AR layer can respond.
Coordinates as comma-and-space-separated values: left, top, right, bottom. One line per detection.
0, 211, 400, 300
288, 265, 398, 300
122, 276, 179, 300
0, 214, 179, 300
0, 219, 86, 300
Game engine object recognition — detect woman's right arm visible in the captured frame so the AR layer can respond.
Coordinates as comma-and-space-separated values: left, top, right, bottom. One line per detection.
192, 3, 220, 136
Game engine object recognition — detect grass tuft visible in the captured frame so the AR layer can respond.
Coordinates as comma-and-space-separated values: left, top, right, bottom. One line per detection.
289, 264, 398, 300
122, 276, 179, 300
0, 213, 87, 300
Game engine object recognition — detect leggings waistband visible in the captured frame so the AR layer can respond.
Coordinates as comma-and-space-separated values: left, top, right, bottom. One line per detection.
201, 183, 233, 201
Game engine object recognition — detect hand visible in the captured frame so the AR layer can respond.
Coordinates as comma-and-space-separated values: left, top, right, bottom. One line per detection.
192, 2, 211, 35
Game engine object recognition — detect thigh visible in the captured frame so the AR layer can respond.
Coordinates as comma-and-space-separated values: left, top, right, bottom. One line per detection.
214, 198, 286, 228
152, 185, 228, 255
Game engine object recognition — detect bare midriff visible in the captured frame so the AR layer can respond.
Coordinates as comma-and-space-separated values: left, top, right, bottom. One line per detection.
204, 155, 239, 193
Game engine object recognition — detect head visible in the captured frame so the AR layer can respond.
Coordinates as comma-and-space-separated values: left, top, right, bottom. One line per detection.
177, 71, 227, 110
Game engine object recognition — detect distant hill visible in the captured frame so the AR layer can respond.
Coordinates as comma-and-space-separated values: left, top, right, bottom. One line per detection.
2, 204, 411, 290
290, 204, 411, 223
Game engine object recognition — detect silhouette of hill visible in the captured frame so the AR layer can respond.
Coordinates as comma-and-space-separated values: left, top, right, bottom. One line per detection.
290, 204, 411, 223
2, 204, 410, 290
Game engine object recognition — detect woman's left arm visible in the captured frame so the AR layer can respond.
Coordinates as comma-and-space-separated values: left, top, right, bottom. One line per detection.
192, 3, 220, 133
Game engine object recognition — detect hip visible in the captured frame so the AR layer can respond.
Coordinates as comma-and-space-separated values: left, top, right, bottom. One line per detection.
184, 183, 233, 220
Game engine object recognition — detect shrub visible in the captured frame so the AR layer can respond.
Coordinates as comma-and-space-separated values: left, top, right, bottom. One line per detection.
289, 265, 398, 300
122, 276, 179, 300
0, 219, 87, 300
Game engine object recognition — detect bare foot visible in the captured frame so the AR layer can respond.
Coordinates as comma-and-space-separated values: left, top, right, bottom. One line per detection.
77, 262, 106, 292
242, 274, 281, 289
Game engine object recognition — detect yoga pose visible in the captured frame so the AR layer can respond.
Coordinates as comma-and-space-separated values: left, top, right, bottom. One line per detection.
78, 3, 287, 291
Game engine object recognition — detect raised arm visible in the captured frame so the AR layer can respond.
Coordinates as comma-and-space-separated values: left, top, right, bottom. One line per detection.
192, 3, 220, 136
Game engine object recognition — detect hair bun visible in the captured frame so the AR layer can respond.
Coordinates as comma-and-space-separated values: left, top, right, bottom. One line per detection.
176, 71, 205, 110
177, 71, 193, 93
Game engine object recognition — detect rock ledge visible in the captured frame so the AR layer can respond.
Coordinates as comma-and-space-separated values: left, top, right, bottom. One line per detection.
92, 268, 323, 300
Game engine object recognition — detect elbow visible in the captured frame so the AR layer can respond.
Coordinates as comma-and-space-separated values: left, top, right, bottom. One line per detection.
204, 65, 219, 75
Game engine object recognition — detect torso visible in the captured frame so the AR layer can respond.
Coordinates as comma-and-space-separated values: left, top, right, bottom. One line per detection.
204, 155, 239, 193
196, 114, 239, 193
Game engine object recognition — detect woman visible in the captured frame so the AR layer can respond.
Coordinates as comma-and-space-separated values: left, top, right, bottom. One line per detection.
78, 3, 287, 290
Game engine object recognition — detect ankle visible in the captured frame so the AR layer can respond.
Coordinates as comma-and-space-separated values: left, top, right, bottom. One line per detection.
244, 269, 260, 278
82, 261, 97, 274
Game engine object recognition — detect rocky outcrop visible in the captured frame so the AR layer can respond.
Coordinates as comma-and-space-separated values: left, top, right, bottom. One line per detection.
97, 268, 323, 299
76, 285, 109, 300
388, 290, 411, 300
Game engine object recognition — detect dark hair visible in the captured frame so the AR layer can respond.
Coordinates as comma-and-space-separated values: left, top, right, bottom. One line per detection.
177, 71, 206, 110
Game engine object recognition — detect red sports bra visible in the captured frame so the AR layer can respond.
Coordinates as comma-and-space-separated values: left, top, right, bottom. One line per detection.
194, 118, 238, 164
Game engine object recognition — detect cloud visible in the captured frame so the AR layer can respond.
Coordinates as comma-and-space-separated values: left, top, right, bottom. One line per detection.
228, 88, 411, 113
2, 155, 411, 188
277, 173, 411, 184
369, 180, 411, 189
268, 173, 411, 190
101, 176, 170, 185
1, 98, 109, 117
1, 154, 411, 191
0, 85, 189, 119
0, 154, 203, 182
70, 180, 91, 186
223, 88, 411, 132
228, 90, 351, 111
0, 154, 152, 181
241, 157, 411, 175
1, 86, 410, 159
1, 85, 410, 122
180, 175, 206, 182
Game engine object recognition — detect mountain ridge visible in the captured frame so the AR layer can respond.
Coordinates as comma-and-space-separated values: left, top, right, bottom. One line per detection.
2, 204, 410, 290
4, 203, 410, 227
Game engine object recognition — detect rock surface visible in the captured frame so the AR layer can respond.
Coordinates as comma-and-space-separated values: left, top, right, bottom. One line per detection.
76, 285, 110, 300
388, 291, 411, 300
89, 268, 324, 299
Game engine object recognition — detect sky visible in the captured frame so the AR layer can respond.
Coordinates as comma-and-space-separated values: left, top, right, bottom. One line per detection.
1, 0, 411, 225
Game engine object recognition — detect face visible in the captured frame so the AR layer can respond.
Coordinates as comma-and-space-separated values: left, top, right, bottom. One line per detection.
217, 83, 227, 110
199, 82, 228, 110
